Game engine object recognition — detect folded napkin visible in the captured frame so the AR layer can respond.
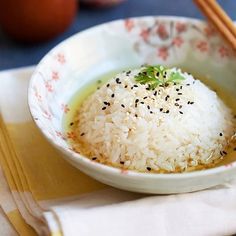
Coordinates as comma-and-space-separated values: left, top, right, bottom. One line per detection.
0, 67, 236, 236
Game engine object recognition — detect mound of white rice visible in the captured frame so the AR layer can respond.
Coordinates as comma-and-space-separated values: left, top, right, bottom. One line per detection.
74, 67, 235, 173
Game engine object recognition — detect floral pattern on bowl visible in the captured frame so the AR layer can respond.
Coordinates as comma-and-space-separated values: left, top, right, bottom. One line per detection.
28, 16, 236, 194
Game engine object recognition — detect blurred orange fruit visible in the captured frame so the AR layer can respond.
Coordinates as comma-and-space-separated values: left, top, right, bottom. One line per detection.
0, 0, 77, 43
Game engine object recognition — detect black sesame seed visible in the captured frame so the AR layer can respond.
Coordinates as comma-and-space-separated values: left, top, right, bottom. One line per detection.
219, 133, 223, 136
120, 161, 125, 164
140, 102, 144, 104
166, 110, 170, 114
175, 98, 180, 101
116, 78, 120, 83
124, 85, 128, 88
106, 84, 110, 87
156, 72, 160, 77
222, 151, 227, 155
187, 101, 190, 104
135, 99, 139, 103
153, 91, 157, 96
220, 151, 223, 156
174, 82, 177, 85
126, 71, 131, 75
165, 95, 169, 101
131, 87, 134, 90
179, 111, 183, 114
92, 157, 97, 160
104, 101, 109, 105
146, 167, 151, 171
111, 94, 115, 98
190, 102, 194, 105
176, 88, 180, 92
180, 86, 183, 89
135, 114, 138, 117
160, 108, 163, 112
179, 105, 182, 109
80, 133, 85, 136
147, 105, 150, 110
186, 83, 190, 86
143, 96, 148, 99
150, 111, 153, 114
175, 103, 179, 106
133, 85, 138, 88
178, 93, 183, 95
163, 75, 166, 79
70, 122, 74, 126
135, 104, 138, 108
102, 107, 106, 110
121, 104, 125, 108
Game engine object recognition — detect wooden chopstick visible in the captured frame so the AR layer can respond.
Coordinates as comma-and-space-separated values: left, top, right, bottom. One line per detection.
207, 0, 236, 38
194, 0, 236, 50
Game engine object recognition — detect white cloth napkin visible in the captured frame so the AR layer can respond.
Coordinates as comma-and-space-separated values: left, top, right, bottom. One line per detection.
43, 182, 236, 236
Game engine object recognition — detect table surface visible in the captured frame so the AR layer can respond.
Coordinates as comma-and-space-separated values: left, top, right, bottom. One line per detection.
0, 0, 235, 70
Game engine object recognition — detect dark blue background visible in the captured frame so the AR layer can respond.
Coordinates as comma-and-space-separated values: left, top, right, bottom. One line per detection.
0, 0, 235, 70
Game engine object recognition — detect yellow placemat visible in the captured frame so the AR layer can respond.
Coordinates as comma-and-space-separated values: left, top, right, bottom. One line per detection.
0, 67, 106, 235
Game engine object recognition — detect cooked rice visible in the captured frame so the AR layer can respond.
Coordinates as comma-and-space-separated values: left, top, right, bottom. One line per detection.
73, 68, 235, 173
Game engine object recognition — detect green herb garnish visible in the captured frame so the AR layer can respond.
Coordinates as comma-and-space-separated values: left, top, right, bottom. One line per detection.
135, 65, 185, 89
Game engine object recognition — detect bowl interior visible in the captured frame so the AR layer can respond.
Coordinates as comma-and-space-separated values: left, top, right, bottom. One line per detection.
29, 16, 236, 172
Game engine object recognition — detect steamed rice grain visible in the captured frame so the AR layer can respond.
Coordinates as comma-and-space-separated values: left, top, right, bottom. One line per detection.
73, 68, 235, 173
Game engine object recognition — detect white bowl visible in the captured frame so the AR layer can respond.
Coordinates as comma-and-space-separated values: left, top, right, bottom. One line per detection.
28, 16, 236, 194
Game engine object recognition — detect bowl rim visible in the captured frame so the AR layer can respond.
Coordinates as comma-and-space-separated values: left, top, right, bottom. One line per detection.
28, 15, 236, 180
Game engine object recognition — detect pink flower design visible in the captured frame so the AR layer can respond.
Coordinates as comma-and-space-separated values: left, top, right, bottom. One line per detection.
204, 25, 216, 37
56, 53, 66, 64
196, 41, 209, 52
61, 103, 70, 114
176, 22, 187, 33
34, 90, 42, 101
156, 24, 169, 39
218, 46, 230, 58
140, 29, 149, 41
45, 81, 53, 92
43, 110, 51, 120
124, 19, 134, 32
172, 36, 184, 48
56, 131, 67, 140
67, 131, 77, 141
157, 47, 169, 60
56, 131, 63, 137
52, 71, 59, 81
